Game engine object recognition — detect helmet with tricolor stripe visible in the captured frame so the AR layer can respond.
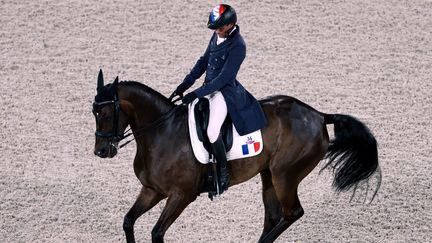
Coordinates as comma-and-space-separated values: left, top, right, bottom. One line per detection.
207, 4, 237, 30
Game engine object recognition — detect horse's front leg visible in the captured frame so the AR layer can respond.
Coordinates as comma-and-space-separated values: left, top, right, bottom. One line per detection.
123, 186, 165, 243
151, 191, 196, 243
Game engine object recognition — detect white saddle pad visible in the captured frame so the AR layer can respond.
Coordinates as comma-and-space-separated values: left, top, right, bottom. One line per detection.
188, 98, 264, 164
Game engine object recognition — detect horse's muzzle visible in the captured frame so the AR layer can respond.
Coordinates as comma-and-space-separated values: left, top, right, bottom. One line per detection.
94, 143, 118, 158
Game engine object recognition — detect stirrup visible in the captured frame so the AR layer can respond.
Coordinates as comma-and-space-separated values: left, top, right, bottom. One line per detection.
207, 154, 220, 200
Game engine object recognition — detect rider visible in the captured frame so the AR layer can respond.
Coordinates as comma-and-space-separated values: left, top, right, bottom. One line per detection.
171, 4, 267, 193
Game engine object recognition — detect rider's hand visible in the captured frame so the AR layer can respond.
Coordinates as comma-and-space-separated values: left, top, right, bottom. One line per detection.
168, 91, 182, 102
182, 92, 197, 105
169, 82, 190, 102
175, 82, 189, 95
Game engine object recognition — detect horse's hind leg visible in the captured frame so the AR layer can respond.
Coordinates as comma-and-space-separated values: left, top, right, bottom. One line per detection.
259, 137, 326, 242
259, 169, 283, 242
123, 186, 165, 243
151, 192, 196, 243
259, 155, 314, 242
258, 182, 303, 243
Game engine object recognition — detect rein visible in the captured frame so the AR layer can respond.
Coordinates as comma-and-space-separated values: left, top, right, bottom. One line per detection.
118, 105, 180, 148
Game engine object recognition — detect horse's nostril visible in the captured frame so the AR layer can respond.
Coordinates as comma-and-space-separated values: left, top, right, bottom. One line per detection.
95, 148, 107, 157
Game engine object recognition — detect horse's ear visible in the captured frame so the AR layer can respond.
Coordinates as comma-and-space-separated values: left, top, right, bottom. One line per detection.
97, 69, 104, 92
113, 76, 119, 89
109, 76, 119, 95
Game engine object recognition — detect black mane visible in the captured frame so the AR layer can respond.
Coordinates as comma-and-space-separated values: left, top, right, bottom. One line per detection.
95, 80, 170, 104
118, 81, 169, 102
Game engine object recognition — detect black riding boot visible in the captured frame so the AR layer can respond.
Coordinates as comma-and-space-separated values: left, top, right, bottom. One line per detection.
211, 136, 230, 193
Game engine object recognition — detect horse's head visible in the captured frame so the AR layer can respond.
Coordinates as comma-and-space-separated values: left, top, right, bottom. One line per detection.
92, 70, 129, 158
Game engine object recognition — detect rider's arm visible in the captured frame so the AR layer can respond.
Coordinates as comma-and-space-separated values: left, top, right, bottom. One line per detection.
193, 43, 246, 98
180, 35, 213, 90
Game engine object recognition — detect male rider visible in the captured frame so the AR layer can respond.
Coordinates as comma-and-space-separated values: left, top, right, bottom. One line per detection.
171, 4, 267, 193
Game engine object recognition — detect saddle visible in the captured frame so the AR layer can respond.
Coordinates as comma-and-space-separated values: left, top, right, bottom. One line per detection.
194, 98, 233, 153
188, 97, 264, 199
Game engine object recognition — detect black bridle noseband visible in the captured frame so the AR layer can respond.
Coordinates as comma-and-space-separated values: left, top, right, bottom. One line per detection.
93, 93, 180, 149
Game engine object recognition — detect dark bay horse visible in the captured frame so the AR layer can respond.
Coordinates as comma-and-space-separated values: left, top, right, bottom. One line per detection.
92, 70, 381, 243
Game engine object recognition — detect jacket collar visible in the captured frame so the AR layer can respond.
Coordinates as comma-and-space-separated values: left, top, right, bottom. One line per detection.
211, 25, 240, 50
227, 25, 240, 39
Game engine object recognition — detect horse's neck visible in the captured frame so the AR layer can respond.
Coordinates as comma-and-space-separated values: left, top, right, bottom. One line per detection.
119, 84, 173, 131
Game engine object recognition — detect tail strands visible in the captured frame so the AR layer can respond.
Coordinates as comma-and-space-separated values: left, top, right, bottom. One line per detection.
322, 114, 381, 203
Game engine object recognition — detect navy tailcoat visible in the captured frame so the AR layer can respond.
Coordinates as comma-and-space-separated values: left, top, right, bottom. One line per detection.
181, 26, 267, 135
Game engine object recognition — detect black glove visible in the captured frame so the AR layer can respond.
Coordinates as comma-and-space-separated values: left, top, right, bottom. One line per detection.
168, 91, 182, 102
182, 92, 197, 105
169, 82, 190, 102
175, 82, 189, 95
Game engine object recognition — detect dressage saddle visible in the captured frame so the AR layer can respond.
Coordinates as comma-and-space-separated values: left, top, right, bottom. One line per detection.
194, 98, 233, 153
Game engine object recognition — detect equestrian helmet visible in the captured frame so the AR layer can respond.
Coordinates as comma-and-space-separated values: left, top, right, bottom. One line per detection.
207, 4, 237, 30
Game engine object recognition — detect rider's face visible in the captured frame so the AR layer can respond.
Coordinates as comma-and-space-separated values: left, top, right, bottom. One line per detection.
215, 23, 234, 38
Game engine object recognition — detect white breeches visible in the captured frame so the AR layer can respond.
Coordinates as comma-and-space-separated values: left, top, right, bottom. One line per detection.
205, 91, 228, 143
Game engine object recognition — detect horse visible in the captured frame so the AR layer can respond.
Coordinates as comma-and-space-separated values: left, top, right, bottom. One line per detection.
92, 70, 381, 243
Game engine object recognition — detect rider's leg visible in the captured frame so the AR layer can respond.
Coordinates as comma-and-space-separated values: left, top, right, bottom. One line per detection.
207, 92, 228, 143
207, 92, 229, 191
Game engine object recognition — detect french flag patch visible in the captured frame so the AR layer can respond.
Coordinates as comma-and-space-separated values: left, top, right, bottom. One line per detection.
242, 137, 260, 155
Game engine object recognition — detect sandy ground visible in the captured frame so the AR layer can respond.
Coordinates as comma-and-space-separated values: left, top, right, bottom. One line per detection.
1, 0, 431, 242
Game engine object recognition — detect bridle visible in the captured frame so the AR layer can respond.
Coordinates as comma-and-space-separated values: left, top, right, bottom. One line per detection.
93, 92, 131, 149
93, 92, 180, 149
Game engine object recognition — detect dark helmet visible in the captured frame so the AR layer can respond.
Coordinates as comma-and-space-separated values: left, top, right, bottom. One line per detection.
207, 4, 237, 30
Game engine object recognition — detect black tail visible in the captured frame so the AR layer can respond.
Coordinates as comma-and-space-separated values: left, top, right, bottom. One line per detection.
322, 114, 381, 199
